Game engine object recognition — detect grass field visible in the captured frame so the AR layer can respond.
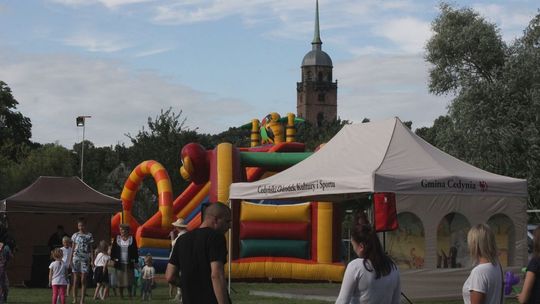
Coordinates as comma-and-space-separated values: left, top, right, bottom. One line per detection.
7, 282, 520, 304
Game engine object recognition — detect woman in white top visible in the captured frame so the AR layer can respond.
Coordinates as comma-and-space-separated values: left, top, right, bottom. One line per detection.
335, 223, 401, 304
462, 224, 503, 304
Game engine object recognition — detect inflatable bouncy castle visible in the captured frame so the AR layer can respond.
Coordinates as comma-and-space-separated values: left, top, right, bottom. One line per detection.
112, 113, 345, 281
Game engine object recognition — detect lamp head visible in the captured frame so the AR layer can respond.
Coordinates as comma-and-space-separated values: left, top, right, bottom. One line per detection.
76, 116, 85, 127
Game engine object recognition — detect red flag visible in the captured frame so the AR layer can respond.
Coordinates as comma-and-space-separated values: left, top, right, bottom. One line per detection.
373, 192, 398, 232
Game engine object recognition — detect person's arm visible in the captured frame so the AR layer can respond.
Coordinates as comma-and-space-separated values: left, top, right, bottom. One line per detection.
68, 238, 75, 269
90, 235, 95, 267
335, 261, 358, 304
165, 263, 180, 287
470, 291, 486, 304
48, 267, 53, 287
517, 271, 536, 303
210, 260, 229, 304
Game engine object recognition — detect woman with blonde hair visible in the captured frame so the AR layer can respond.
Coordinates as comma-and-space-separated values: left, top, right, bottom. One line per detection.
462, 224, 503, 304
517, 226, 540, 304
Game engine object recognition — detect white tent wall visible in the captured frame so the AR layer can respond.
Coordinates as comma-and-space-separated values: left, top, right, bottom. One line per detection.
398, 194, 527, 268
396, 193, 527, 299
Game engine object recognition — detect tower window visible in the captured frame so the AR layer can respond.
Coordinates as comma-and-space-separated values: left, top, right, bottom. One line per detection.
318, 72, 323, 82
306, 71, 313, 81
317, 112, 325, 127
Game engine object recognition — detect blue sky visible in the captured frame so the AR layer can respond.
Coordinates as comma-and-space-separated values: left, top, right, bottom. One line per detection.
1, 0, 538, 147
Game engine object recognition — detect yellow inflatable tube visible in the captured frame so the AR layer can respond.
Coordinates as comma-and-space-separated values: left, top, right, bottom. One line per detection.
231, 261, 345, 282
240, 201, 311, 222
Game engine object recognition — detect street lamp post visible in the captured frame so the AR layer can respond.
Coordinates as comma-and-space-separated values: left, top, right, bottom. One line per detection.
76, 115, 91, 181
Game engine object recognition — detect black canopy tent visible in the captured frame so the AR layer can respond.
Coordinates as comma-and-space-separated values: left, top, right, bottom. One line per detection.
1, 176, 121, 286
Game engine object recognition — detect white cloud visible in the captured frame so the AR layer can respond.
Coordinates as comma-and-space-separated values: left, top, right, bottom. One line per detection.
374, 17, 432, 54
335, 54, 450, 128
134, 47, 173, 58
472, 3, 536, 41
51, 0, 154, 9
62, 33, 131, 52
0, 48, 254, 147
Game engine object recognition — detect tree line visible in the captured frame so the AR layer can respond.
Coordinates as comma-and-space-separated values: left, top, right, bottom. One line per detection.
0, 82, 346, 222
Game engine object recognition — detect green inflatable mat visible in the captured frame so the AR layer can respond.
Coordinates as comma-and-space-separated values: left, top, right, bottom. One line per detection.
240, 239, 309, 259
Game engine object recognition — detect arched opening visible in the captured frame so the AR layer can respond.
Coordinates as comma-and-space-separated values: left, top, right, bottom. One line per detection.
437, 213, 470, 268
487, 214, 515, 266
387, 212, 425, 269
318, 72, 323, 82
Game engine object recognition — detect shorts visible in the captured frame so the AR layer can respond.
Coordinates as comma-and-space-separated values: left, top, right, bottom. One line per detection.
72, 257, 90, 273
93, 266, 109, 284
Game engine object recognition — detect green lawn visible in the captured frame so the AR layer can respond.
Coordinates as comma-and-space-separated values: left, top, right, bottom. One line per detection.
7, 282, 520, 304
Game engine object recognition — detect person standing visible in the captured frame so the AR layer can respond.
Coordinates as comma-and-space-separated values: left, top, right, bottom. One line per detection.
141, 254, 155, 301
110, 224, 138, 299
60, 237, 72, 302
49, 248, 68, 304
335, 223, 401, 303
462, 224, 503, 304
166, 203, 231, 304
93, 241, 110, 301
168, 218, 188, 301
518, 226, 540, 304
69, 217, 94, 304
48, 225, 69, 252
0, 241, 13, 304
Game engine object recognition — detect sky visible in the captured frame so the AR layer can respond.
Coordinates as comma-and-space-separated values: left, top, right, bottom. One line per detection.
0, 0, 538, 148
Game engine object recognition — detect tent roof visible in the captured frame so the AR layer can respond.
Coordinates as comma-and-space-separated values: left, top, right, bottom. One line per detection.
2, 176, 121, 213
230, 117, 527, 201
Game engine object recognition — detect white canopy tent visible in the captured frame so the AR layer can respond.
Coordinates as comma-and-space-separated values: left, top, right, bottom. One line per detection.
230, 117, 528, 299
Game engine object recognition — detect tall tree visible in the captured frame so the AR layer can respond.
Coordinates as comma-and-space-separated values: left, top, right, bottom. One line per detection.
0, 81, 33, 161
422, 4, 540, 213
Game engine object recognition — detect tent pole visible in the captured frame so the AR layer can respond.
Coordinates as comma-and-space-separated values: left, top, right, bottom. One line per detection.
228, 200, 232, 295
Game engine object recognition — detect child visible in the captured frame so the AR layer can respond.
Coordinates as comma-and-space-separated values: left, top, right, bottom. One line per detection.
141, 254, 155, 301
49, 248, 68, 304
60, 236, 72, 297
106, 245, 117, 297
93, 241, 110, 300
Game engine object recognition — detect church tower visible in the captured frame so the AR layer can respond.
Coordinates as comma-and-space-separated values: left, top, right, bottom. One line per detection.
297, 0, 337, 126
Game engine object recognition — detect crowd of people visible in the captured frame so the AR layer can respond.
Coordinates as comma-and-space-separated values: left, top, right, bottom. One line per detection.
46, 218, 152, 304
1, 203, 537, 304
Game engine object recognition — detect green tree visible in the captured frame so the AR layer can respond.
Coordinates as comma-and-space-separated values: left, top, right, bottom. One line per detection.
125, 108, 211, 221
422, 4, 540, 213
296, 119, 350, 151
426, 4, 505, 95
0, 81, 34, 161
1, 144, 75, 198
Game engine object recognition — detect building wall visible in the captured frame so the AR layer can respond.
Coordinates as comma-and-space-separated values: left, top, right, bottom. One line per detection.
297, 65, 337, 125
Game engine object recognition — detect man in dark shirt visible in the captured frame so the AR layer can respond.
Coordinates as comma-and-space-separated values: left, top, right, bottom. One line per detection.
166, 203, 231, 304
48, 225, 69, 252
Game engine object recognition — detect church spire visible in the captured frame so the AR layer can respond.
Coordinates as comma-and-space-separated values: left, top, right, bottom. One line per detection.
312, 0, 322, 50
